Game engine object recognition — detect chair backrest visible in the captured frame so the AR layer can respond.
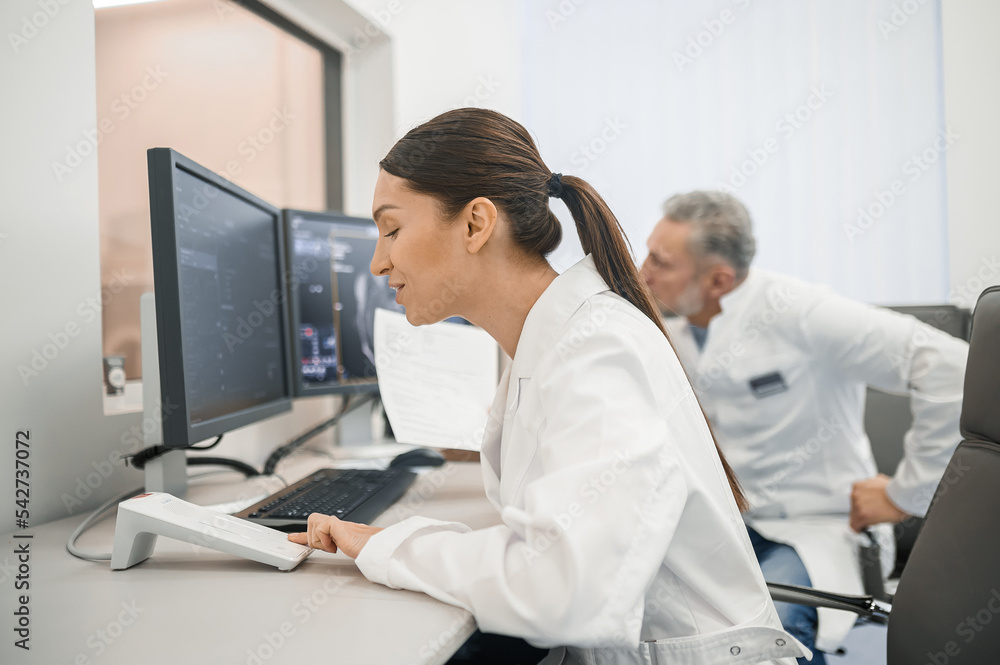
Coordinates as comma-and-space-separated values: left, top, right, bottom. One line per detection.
862, 304, 971, 578
864, 304, 971, 475
887, 287, 1000, 665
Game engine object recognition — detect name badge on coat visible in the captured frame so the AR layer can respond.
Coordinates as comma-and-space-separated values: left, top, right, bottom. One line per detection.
748, 371, 788, 398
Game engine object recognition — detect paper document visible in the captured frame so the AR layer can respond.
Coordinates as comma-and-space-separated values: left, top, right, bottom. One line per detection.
374, 309, 499, 451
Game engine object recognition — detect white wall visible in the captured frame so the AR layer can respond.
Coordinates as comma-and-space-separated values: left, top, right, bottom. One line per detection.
4, 0, 994, 532
344, 1, 984, 308
284, 0, 523, 215
0, 0, 149, 534
0, 0, 395, 532
266, 0, 400, 216
522, 1, 953, 303
346, 0, 522, 151
941, 0, 1000, 309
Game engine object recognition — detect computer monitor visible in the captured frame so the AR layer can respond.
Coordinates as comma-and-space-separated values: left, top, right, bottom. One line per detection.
148, 148, 293, 449
282, 209, 404, 397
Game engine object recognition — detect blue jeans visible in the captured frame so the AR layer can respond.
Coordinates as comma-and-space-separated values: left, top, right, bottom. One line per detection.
748, 527, 827, 665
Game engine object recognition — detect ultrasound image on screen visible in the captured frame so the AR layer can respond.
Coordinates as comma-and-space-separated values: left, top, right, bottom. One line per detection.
173, 168, 287, 424
290, 215, 403, 390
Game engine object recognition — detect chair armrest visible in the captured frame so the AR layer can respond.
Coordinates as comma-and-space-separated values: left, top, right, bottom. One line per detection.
767, 582, 891, 624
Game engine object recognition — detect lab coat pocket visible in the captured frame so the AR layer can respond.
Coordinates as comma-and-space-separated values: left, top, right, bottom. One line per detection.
720, 352, 801, 430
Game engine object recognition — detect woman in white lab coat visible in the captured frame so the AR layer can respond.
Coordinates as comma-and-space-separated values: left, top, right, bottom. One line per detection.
289, 108, 808, 665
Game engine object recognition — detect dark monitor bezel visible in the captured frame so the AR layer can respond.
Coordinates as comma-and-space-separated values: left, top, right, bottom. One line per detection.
282, 208, 384, 398
148, 147, 294, 448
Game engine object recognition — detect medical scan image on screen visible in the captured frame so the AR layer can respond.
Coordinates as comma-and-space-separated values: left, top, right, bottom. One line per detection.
290, 215, 403, 390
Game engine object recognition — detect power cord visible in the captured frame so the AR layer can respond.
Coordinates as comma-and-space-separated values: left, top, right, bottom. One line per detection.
188, 435, 224, 451
65, 468, 273, 564
124, 435, 262, 478
66, 486, 145, 562
124, 434, 224, 470
186, 456, 261, 477
70, 396, 374, 562
262, 393, 376, 475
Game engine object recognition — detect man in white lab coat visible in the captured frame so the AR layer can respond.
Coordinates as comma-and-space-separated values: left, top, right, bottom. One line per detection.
640, 191, 968, 662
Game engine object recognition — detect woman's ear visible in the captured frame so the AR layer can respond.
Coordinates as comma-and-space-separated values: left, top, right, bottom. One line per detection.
464, 197, 498, 254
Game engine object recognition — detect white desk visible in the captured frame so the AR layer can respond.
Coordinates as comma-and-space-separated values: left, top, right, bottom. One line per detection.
1, 459, 497, 665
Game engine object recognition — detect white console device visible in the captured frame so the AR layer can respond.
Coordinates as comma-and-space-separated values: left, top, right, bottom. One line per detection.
111, 492, 313, 571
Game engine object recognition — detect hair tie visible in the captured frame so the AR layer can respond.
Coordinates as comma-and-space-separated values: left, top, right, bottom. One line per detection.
546, 172, 564, 199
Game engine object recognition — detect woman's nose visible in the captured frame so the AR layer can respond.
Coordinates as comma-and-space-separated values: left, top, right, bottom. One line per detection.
371, 240, 391, 276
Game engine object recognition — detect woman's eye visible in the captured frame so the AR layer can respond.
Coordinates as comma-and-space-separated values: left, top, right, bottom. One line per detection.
384, 229, 398, 238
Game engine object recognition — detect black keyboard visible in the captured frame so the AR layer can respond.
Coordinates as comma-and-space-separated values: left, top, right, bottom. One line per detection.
235, 468, 416, 532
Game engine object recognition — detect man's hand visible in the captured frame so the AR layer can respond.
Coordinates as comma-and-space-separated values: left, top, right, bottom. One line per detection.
849, 473, 909, 532
287, 513, 382, 559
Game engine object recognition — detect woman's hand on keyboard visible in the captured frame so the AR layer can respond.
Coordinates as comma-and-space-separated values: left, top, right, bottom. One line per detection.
287, 513, 382, 559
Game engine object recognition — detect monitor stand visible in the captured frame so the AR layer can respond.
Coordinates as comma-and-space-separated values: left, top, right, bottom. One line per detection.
140, 293, 187, 496
336, 396, 385, 447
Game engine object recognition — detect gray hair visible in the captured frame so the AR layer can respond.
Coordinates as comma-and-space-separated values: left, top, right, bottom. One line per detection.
662, 191, 756, 279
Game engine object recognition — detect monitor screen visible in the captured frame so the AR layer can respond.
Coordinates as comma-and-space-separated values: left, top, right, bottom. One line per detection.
148, 148, 293, 448
284, 210, 403, 396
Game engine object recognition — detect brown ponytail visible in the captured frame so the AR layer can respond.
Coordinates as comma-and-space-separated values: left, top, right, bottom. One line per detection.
557, 176, 747, 512
380, 108, 747, 512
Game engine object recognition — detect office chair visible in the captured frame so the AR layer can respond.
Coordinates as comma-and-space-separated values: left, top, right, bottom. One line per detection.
769, 286, 1000, 664
861, 304, 971, 583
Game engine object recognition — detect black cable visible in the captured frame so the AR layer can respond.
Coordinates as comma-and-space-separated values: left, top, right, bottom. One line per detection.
186, 456, 260, 477
128, 446, 260, 477
261, 394, 367, 474
126, 395, 375, 477
262, 394, 375, 475
188, 434, 224, 451
124, 445, 167, 470
124, 434, 226, 470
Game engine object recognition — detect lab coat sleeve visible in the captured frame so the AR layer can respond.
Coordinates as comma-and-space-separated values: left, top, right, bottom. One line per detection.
355, 324, 688, 648
801, 294, 968, 516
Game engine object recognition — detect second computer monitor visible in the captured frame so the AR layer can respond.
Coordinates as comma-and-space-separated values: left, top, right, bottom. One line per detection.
283, 210, 403, 397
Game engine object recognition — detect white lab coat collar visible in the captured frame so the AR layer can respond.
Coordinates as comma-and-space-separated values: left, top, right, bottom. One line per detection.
509, 254, 609, 381
481, 255, 610, 503
706, 270, 788, 356
719, 269, 758, 310
712, 269, 760, 332
681, 271, 759, 361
